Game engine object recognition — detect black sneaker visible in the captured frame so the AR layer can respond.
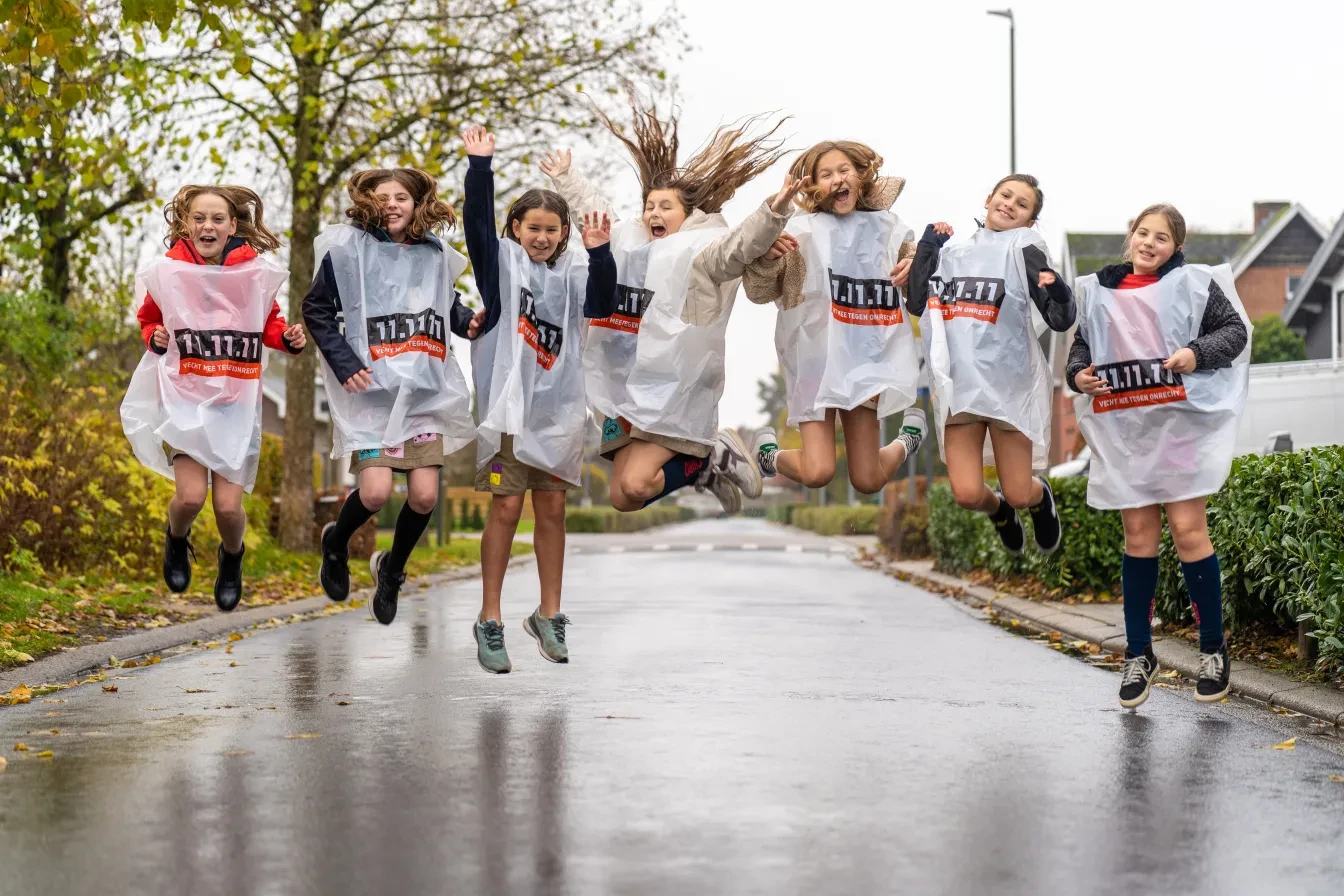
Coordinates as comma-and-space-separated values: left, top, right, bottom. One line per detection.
1028, 476, 1062, 554
369, 550, 404, 626
1196, 641, 1231, 703
319, 521, 350, 602
1119, 644, 1159, 708
214, 544, 245, 612
163, 524, 195, 593
990, 492, 1025, 554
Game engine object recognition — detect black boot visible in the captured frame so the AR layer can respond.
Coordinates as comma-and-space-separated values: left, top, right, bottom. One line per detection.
214, 544, 245, 612
163, 524, 194, 593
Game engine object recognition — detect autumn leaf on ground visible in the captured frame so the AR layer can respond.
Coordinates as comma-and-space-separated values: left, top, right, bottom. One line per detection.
7, 684, 33, 705
1329, 775, 1344, 783
228, 633, 244, 642
229, 661, 241, 667
0, 755, 7, 771
284, 733, 321, 739
1272, 737, 1297, 750
121, 660, 139, 668
102, 685, 118, 693
37, 750, 53, 758
1049, 631, 1062, 642
183, 689, 212, 694
14, 743, 29, 751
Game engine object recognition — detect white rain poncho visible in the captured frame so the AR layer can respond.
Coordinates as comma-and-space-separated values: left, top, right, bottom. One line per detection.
921, 226, 1054, 470
312, 224, 475, 459
120, 254, 289, 491
472, 241, 589, 486
1073, 264, 1251, 509
775, 210, 920, 426
584, 220, 728, 446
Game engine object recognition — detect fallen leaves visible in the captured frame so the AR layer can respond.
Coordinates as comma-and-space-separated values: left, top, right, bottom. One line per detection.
284, 733, 321, 739
1272, 737, 1297, 751
6, 684, 33, 705
228, 633, 244, 642
14, 743, 29, 751
183, 688, 212, 694
1329, 775, 1344, 783
0, 755, 6, 771
102, 685, 118, 693
36, 750, 53, 759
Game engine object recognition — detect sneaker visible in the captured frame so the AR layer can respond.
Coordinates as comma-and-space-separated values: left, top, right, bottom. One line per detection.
214, 544, 245, 612
163, 524, 194, 594
474, 619, 512, 673
696, 468, 743, 515
1119, 644, 1159, 708
709, 428, 763, 499
896, 407, 927, 465
369, 550, 404, 625
1196, 641, 1231, 703
990, 491, 1025, 554
319, 521, 350, 602
753, 427, 779, 477
1028, 476, 1062, 554
524, 608, 570, 664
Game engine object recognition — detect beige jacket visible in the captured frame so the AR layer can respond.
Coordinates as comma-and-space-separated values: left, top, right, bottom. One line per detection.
742, 176, 915, 311
547, 169, 792, 326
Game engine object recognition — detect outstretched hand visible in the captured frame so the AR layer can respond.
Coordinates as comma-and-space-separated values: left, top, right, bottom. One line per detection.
763, 233, 798, 261
769, 172, 811, 215
463, 124, 496, 158
582, 211, 612, 249
539, 149, 572, 178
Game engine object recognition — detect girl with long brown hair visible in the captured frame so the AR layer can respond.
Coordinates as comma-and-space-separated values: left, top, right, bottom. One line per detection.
125, 184, 306, 612
742, 139, 927, 496
540, 89, 807, 515
306, 166, 480, 627
460, 125, 619, 673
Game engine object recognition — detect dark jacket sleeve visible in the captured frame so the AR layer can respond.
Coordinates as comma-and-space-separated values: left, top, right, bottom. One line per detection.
905, 225, 947, 317
1021, 244, 1076, 332
583, 243, 618, 319
1189, 281, 1248, 371
448, 291, 475, 339
464, 154, 504, 340
1065, 328, 1093, 393
302, 253, 366, 384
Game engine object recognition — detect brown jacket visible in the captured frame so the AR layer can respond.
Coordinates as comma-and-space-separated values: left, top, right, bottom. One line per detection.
742, 176, 914, 311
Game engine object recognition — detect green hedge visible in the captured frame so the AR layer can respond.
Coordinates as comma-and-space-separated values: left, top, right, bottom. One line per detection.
785, 505, 881, 536
564, 505, 695, 533
927, 448, 1344, 670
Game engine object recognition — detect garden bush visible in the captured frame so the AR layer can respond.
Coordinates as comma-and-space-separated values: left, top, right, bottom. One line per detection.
879, 502, 931, 558
563, 505, 694, 533
789, 505, 880, 536
926, 448, 1344, 670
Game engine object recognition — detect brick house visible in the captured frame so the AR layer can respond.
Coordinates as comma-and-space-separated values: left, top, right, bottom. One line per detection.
1049, 202, 1326, 464
1282, 212, 1344, 360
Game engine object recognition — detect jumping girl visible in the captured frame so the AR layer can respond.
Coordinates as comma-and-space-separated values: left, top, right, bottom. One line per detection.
1068, 204, 1250, 708
306, 167, 480, 626
122, 185, 305, 611
461, 125, 617, 673
906, 174, 1074, 556
539, 91, 806, 514
742, 140, 927, 491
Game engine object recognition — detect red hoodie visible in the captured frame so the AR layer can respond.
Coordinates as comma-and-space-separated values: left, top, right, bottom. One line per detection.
137, 238, 298, 354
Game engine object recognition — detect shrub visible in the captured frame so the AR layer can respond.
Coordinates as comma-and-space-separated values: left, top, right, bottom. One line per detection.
880, 502, 931, 558
789, 505, 880, 536
766, 503, 798, 524
926, 450, 1344, 671
562, 504, 694, 533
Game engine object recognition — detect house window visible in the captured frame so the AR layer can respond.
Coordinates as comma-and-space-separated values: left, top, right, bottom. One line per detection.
1287, 275, 1302, 298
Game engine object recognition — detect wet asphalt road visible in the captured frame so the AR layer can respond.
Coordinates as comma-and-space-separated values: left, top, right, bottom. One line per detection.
3, 518, 1344, 895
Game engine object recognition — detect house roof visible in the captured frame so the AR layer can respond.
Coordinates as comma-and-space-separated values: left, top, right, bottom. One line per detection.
1064, 231, 1250, 280
1282, 212, 1344, 324
1229, 203, 1329, 278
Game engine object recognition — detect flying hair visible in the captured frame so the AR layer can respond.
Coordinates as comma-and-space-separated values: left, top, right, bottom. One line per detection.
344, 168, 456, 241
593, 85, 788, 215
789, 140, 888, 213
163, 185, 280, 252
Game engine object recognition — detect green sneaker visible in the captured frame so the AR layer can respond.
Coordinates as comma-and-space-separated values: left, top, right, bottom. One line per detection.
473, 619, 511, 674
524, 608, 570, 664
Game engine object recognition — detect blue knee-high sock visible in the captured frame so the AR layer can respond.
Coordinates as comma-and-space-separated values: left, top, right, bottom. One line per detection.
1180, 553, 1225, 651
642, 454, 708, 507
1122, 553, 1159, 655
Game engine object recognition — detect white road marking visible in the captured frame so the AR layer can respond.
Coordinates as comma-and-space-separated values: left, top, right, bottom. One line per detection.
652, 544, 671, 552
607, 546, 626, 554
829, 545, 849, 553
741, 543, 759, 551
696, 544, 714, 552
785, 545, 803, 553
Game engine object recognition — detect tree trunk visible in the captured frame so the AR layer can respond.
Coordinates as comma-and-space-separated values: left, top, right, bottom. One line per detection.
278, 201, 320, 550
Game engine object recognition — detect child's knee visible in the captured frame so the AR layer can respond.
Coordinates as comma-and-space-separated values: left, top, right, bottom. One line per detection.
950, 480, 987, 511
174, 486, 207, 516
533, 494, 567, 524
359, 481, 392, 511
849, 470, 886, 495
406, 483, 438, 515
998, 479, 1037, 510
490, 495, 525, 527
1169, 521, 1210, 557
797, 458, 836, 490
618, 469, 658, 502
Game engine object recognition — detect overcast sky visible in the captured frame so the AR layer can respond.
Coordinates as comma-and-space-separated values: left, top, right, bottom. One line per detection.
647, 0, 1344, 429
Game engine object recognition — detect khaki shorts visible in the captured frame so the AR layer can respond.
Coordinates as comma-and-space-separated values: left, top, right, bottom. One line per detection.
598, 416, 711, 460
349, 433, 445, 475
474, 435, 574, 496
164, 443, 192, 465
946, 412, 1020, 434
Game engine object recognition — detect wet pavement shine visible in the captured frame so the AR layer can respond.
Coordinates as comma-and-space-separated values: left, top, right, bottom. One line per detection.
2, 519, 1343, 895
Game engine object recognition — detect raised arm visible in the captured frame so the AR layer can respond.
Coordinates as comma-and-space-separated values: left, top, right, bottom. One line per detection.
462, 125, 504, 339
906, 223, 952, 317
540, 148, 617, 222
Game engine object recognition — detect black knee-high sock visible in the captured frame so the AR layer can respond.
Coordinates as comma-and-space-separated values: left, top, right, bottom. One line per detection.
330, 489, 377, 548
386, 504, 432, 575
642, 454, 708, 508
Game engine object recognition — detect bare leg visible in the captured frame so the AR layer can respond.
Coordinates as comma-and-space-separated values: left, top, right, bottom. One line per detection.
943, 422, 999, 512
168, 456, 209, 536
531, 491, 568, 617
479, 494, 524, 624
773, 413, 838, 488
986, 427, 1044, 509
210, 474, 248, 553
612, 439, 677, 511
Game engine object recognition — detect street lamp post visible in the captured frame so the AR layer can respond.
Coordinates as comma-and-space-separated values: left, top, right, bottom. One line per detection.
987, 8, 1015, 172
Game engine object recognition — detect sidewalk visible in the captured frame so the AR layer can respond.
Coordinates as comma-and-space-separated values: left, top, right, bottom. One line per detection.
887, 558, 1344, 727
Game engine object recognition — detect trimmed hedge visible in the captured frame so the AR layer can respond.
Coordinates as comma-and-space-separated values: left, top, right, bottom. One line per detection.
879, 502, 931, 558
564, 505, 695, 533
775, 504, 880, 536
927, 448, 1344, 670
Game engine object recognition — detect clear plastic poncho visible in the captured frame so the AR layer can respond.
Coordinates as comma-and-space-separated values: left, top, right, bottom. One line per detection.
775, 210, 920, 426
120, 254, 289, 490
1073, 263, 1251, 509
921, 226, 1054, 470
584, 220, 728, 447
312, 224, 475, 459
472, 241, 588, 486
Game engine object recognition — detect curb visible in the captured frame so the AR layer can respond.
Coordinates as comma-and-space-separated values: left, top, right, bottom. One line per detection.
887, 559, 1344, 728
0, 555, 535, 695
